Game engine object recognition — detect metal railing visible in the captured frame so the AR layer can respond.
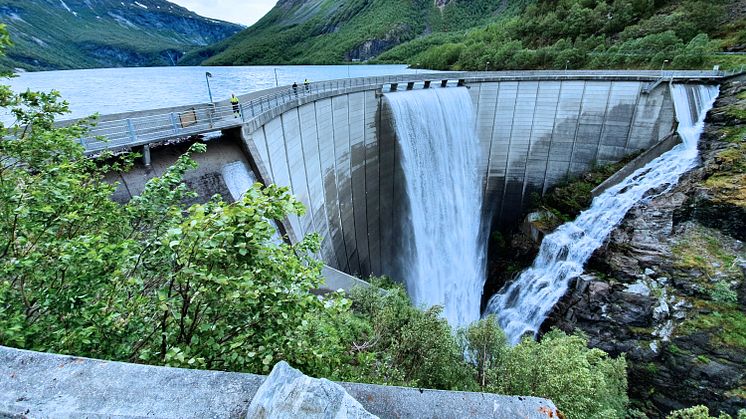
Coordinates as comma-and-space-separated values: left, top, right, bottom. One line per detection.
67, 70, 739, 154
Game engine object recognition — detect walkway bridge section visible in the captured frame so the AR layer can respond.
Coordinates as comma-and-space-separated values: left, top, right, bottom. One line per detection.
82, 70, 727, 281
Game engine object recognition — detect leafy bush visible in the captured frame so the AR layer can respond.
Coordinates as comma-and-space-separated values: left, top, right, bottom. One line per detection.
461, 320, 629, 419
345, 280, 474, 389
666, 405, 743, 419
0, 25, 350, 373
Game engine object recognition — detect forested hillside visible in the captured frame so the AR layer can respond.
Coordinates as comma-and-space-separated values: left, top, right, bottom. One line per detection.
191, 0, 746, 71
378, 0, 746, 70
182, 0, 529, 66
0, 0, 242, 71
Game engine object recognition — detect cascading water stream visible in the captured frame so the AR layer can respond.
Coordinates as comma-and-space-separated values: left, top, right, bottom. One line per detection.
485, 84, 720, 344
384, 87, 486, 327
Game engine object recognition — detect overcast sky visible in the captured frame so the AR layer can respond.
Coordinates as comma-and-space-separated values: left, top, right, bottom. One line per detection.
169, 0, 277, 26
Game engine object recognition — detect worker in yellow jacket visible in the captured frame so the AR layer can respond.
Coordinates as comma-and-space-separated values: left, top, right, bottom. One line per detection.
230, 94, 240, 117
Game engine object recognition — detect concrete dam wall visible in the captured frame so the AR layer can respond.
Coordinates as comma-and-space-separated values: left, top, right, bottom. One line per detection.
113, 76, 681, 280
235, 78, 676, 279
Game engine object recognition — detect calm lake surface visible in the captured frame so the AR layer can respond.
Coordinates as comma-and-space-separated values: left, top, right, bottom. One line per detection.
6, 65, 420, 121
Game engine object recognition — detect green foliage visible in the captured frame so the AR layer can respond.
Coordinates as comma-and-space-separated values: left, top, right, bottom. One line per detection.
710, 281, 738, 304
540, 153, 641, 220
680, 309, 746, 349
189, 0, 523, 66
374, 0, 740, 71
667, 405, 734, 419
344, 294, 628, 418
0, 50, 350, 373
485, 329, 629, 419
460, 315, 507, 387
345, 281, 474, 389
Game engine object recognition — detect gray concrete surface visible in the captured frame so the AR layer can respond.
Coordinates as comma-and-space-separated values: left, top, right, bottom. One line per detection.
0, 346, 558, 419
591, 131, 682, 197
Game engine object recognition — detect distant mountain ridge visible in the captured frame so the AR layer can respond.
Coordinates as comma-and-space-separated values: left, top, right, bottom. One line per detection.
0, 0, 243, 71
181, 0, 526, 66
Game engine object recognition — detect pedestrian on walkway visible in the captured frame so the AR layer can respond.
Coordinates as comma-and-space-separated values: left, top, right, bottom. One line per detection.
292, 82, 298, 96
230, 93, 240, 117
304, 79, 310, 93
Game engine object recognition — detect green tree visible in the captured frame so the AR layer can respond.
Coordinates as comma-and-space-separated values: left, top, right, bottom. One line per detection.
666, 405, 739, 419
461, 319, 629, 419
0, 23, 354, 375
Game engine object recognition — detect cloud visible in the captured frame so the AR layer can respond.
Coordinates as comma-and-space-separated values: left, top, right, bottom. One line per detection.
169, 0, 277, 26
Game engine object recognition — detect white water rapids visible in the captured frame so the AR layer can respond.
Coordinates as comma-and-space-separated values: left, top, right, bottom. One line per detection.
484, 84, 719, 344
384, 87, 486, 327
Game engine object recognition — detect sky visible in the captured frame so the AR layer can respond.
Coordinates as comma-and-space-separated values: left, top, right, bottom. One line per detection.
169, 0, 277, 26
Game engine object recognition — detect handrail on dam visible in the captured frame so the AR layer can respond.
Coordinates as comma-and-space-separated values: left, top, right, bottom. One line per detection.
65, 70, 735, 154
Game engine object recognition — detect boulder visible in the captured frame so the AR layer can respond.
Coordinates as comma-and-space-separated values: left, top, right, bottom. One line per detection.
245, 361, 378, 419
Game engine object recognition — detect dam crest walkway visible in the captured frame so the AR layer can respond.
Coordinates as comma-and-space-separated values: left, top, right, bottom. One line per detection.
66, 70, 731, 154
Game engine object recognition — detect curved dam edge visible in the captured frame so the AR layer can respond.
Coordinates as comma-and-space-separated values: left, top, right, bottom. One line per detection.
0, 346, 557, 419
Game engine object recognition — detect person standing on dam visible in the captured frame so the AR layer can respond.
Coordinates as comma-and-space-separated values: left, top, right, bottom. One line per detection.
292, 82, 298, 96
304, 79, 310, 93
230, 94, 240, 117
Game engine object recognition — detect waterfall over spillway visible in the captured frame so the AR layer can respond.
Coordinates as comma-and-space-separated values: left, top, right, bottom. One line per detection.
485, 84, 720, 344
222, 161, 257, 201
384, 87, 486, 327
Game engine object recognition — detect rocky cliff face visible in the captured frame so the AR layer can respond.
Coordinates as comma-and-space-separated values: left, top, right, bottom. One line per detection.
544, 79, 746, 417
0, 0, 242, 71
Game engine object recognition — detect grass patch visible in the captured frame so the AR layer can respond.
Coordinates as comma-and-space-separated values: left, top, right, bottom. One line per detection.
725, 387, 746, 399
704, 139, 746, 207
706, 54, 746, 73
720, 126, 746, 143
679, 308, 746, 349
671, 225, 743, 281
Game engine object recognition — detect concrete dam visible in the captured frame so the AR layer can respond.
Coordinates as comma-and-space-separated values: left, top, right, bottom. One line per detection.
103, 72, 717, 309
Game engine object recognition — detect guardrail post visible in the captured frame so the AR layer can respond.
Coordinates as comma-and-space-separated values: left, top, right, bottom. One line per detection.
142, 144, 151, 167
127, 118, 137, 143
170, 112, 179, 135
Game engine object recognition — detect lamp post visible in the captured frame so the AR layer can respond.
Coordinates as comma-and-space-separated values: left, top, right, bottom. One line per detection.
416, 63, 420, 75
661, 59, 670, 75
205, 71, 214, 104
565, 60, 570, 71
274, 68, 279, 87
486, 61, 490, 72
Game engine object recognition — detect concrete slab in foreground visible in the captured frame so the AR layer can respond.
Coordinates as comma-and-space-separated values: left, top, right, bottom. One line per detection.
0, 346, 558, 419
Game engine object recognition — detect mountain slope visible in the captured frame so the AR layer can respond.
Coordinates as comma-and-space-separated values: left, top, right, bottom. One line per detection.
377, 0, 746, 70
183, 0, 526, 66
0, 0, 243, 71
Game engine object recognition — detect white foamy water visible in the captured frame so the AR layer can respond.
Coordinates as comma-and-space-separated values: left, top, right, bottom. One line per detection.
485, 84, 719, 344
221, 161, 257, 201
384, 87, 486, 327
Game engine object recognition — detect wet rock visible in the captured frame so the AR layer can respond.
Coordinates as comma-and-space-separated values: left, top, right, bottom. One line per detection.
521, 210, 560, 244
625, 280, 651, 297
